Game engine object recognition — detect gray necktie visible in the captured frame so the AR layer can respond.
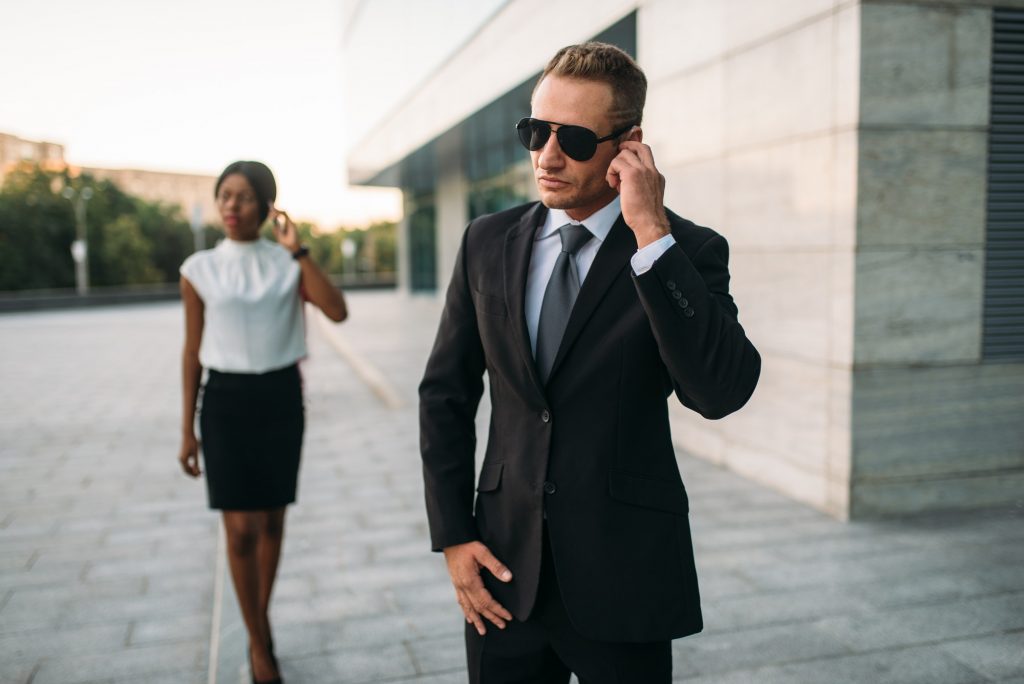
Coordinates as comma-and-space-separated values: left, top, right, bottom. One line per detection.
536, 224, 593, 384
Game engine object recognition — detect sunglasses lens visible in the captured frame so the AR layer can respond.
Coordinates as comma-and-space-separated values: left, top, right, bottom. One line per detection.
516, 119, 549, 151
557, 125, 598, 161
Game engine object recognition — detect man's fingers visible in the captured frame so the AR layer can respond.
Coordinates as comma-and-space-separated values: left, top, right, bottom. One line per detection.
475, 546, 513, 582
480, 607, 507, 629
476, 593, 512, 628
620, 140, 656, 168
469, 612, 487, 635
457, 590, 487, 635
613, 148, 646, 170
606, 164, 621, 188
467, 588, 513, 622
455, 589, 474, 620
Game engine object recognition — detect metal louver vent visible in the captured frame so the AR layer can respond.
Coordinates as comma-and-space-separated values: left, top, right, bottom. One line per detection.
984, 8, 1024, 361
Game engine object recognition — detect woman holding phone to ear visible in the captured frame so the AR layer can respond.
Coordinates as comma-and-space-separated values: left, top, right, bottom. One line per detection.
177, 161, 346, 684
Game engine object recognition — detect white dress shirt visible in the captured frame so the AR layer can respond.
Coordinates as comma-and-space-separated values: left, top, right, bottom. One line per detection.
525, 196, 677, 354
180, 238, 306, 374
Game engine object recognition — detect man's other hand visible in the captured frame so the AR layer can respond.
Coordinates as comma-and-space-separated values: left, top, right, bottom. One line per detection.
443, 541, 514, 635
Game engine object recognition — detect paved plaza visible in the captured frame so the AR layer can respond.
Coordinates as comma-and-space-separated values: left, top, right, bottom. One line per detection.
1, 292, 1022, 683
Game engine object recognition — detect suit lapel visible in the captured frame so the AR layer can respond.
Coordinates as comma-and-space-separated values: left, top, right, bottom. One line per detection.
547, 213, 636, 384
504, 203, 547, 395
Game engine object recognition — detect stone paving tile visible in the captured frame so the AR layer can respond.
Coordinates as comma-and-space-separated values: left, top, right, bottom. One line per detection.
817, 592, 1024, 653
0, 623, 130, 665
273, 590, 393, 625
108, 672, 207, 684
281, 642, 418, 683
271, 618, 333, 659
941, 633, 1024, 681
386, 672, 466, 684
319, 613, 419, 651
703, 585, 872, 633
407, 634, 467, 676
129, 612, 212, 646
0, 661, 37, 684
675, 644, 993, 684
30, 639, 206, 684
853, 569, 1015, 610
672, 620, 855, 676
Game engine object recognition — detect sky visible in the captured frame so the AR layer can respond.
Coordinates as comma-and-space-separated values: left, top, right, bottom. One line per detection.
0, 0, 503, 229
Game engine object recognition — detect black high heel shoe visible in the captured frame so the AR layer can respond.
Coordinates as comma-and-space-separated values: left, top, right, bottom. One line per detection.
249, 646, 283, 684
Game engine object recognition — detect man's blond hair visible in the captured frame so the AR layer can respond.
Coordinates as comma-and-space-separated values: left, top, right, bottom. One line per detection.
536, 41, 647, 130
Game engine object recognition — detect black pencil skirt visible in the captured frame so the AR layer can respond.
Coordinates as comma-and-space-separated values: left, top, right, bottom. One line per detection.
199, 363, 304, 510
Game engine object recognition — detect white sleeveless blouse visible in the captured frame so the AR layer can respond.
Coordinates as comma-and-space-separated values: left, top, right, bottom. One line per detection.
180, 238, 306, 374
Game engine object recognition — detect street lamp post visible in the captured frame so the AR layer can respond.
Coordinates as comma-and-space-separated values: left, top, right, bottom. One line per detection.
62, 185, 93, 295
341, 237, 357, 286
190, 202, 205, 253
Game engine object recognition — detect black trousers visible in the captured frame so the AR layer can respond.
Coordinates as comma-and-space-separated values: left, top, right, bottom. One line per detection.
465, 529, 671, 684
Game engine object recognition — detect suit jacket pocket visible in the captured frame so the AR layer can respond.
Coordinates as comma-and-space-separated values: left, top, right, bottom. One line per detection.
472, 289, 508, 317
477, 463, 504, 492
608, 470, 689, 515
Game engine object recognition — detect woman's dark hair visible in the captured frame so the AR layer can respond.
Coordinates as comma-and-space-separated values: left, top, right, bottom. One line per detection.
215, 161, 277, 224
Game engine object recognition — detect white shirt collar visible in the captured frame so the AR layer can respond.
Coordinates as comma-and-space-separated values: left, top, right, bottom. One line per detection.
538, 195, 621, 243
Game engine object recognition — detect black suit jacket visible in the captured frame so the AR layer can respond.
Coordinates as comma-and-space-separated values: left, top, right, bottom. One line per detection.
419, 201, 760, 643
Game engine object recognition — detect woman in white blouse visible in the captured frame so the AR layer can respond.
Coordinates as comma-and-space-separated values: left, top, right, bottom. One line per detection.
178, 161, 345, 684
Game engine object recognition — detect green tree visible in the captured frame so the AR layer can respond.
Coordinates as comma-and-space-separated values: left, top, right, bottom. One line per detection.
0, 164, 77, 290
0, 163, 197, 291
98, 215, 163, 285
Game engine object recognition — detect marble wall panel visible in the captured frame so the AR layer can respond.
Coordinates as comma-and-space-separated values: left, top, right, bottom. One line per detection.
724, 15, 836, 149
854, 247, 984, 364
725, 440, 836, 514
640, 0, 726, 82
860, 3, 991, 127
834, 3, 862, 134
830, 249, 857, 369
729, 251, 835, 365
857, 129, 987, 248
852, 363, 1024, 479
724, 134, 850, 250
851, 470, 1024, 516
662, 157, 727, 231
645, 63, 725, 166
641, 0, 837, 83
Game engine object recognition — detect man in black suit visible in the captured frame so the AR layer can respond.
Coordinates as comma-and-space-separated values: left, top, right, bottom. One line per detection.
419, 42, 761, 683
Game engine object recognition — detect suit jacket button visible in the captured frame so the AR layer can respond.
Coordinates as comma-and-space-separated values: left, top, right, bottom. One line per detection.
683, 307, 695, 318
672, 290, 682, 300
666, 280, 677, 291
543, 481, 557, 495
541, 410, 551, 423
679, 298, 689, 308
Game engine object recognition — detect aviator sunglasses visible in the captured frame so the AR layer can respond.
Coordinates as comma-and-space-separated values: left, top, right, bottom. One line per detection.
515, 117, 635, 162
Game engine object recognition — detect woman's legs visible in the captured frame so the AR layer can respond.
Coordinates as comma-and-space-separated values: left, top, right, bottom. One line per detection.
223, 510, 282, 681
258, 507, 287, 646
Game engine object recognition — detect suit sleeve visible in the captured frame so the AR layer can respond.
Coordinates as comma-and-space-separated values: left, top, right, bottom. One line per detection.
418, 225, 486, 551
631, 234, 761, 419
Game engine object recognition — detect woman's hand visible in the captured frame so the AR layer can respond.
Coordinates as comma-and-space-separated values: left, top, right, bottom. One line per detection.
179, 432, 201, 478
269, 207, 301, 252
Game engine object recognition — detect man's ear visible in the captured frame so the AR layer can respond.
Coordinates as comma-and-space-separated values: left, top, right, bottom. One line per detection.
626, 125, 643, 143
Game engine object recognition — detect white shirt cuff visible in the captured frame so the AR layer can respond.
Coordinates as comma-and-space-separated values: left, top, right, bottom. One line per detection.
630, 234, 676, 275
